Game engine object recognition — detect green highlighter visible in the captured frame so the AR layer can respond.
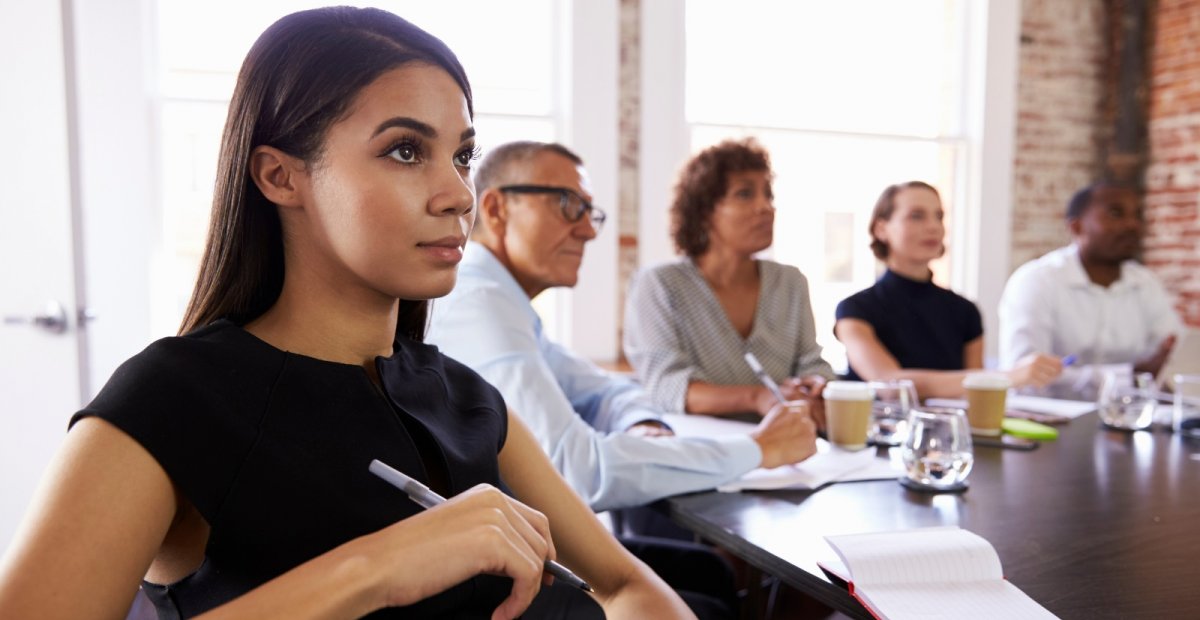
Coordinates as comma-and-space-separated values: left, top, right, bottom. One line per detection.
1002, 418, 1059, 440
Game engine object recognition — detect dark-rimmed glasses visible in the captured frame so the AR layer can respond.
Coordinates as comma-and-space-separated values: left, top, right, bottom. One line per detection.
498, 184, 607, 233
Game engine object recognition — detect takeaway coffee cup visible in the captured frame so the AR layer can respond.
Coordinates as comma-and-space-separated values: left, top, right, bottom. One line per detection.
962, 373, 1011, 436
823, 381, 874, 449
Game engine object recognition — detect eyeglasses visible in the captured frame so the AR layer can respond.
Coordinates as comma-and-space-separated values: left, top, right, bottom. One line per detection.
498, 184, 607, 233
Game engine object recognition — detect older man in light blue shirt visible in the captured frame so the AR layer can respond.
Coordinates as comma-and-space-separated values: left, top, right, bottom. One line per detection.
427, 141, 815, 512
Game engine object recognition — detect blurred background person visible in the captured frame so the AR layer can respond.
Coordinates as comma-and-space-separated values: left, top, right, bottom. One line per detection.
836, 181, 1062, 398
999, 181, 1182, 393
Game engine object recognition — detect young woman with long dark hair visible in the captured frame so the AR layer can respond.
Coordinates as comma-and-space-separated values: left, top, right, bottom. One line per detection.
0, 8, 689, 619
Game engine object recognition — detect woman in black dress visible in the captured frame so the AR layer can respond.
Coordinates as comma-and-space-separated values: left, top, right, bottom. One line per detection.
834, 181, 1062, 398
0, 8, 689, 619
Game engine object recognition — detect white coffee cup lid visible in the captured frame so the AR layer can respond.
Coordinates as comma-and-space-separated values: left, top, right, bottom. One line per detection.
962, 372, 1011, 390
824, 380, 874, 401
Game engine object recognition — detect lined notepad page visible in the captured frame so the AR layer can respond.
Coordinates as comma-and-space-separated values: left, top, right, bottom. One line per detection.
826, 527, 1059, 620
862, 582, 1058, 620
826, 526, 1001, 585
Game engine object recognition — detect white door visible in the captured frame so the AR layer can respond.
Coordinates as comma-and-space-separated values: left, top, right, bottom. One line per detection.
0, 0, 86, 550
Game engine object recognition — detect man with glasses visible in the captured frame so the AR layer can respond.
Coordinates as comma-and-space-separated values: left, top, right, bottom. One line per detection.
429, 139, 815, 509
428, 141, 817, 618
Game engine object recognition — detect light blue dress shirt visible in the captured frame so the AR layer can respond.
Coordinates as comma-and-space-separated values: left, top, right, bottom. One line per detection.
427, 242, 761, 512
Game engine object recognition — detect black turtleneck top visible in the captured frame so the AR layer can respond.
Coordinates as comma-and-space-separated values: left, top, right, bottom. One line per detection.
71, 319, 510, 618
835, 270, 983, 381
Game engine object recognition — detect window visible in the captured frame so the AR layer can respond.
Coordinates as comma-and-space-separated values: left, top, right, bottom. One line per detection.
685, 0, 972, 374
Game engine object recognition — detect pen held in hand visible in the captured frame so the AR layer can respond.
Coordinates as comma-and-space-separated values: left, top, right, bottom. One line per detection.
368, 459, 594, 593
744, 352, 788, 404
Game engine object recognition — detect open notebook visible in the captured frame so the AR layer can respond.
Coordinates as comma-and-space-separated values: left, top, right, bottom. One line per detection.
818, 526, 1058, 620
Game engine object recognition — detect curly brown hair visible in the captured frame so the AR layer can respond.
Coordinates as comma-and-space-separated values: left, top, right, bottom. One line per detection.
670, 138, 773, 258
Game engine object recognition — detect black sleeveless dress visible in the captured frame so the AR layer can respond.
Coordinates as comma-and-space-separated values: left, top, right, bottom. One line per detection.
72, 320, 511, 618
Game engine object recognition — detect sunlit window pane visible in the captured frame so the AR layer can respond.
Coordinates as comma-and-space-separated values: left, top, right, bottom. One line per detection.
686, 0, 965, 137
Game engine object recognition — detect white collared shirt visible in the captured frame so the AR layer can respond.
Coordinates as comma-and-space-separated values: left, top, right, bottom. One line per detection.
998, 244, 1182, 382
426, 242, 760, 512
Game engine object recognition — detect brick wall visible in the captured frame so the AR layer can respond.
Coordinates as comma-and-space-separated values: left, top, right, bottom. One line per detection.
1011, 0, 1109, 272
1145, 0, 1200, 326
617, 0, 640, 353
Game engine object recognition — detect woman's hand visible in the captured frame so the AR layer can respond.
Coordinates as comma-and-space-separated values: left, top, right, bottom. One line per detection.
361, 484, 555, 620
1007, 353, 1064, 389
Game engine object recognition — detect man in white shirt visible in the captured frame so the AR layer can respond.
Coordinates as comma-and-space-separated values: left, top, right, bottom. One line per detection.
427, 141, 817, 512
999, 182, 1182, 391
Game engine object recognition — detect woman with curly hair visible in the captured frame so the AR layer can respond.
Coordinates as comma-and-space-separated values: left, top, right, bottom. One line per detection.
623, 138, 834, 420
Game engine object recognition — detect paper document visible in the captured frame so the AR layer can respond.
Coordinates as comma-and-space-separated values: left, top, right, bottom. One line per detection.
662, 414, 901, 491
819, 526, 1059, 620
925, 394, 1094, 419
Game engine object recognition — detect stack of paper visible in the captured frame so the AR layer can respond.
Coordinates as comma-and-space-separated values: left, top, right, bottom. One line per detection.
661, 413, 901, 492
925, 394, 1095, 420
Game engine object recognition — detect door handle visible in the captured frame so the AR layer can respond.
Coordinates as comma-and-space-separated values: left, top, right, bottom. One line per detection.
3, 300, 70, 334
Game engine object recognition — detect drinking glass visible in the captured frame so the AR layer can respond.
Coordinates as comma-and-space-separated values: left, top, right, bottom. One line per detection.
1173, 374, 1200, 439
867, 379, 918, 446
1097, 371, 1156, 431
900, 406, 974, 491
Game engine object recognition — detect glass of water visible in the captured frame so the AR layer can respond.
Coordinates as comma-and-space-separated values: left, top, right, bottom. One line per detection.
1174, 374, 1200, 439
868, 379, 918, 446
900, 406, 973, 492
1097, 371, 1156, 431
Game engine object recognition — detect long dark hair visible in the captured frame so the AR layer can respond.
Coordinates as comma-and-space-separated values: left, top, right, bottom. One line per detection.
179, 7, 473, 342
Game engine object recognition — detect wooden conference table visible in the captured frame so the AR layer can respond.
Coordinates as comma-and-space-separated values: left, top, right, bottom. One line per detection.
664, 411, 1200, 619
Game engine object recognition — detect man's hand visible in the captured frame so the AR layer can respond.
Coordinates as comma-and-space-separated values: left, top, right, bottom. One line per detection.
781, 375, 828, 429
1134, 335, 1177, 377
625, 420, 675, 438
749, 401, 818, 469
1007, 353, 1064, 389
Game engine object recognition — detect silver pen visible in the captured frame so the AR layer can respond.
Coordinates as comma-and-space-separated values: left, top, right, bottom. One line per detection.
368, 459, 594, 593
744, 352, 787, 404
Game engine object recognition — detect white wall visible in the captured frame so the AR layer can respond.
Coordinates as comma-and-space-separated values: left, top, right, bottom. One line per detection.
963, 0, 1021, 365
73, 0, 158, 395
638, 0, 688, 269
560, 0, 621, 361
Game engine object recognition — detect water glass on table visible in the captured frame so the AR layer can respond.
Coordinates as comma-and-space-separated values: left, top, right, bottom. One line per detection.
1173, 374, 1200, 439
867, 379, 918, 446
900, 406, 973, 493
1097, 370, 1156, 431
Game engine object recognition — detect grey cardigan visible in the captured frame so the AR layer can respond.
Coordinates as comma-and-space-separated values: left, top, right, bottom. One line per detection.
623, 258, 835, 413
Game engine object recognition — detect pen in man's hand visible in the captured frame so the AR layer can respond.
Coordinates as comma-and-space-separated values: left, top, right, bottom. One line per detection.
744, 352, 787, 404
368, 459, 594, 593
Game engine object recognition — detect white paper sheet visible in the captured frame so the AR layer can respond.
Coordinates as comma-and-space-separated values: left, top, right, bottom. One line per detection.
925, 394, 1094, 419
661, 414, 901, 491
